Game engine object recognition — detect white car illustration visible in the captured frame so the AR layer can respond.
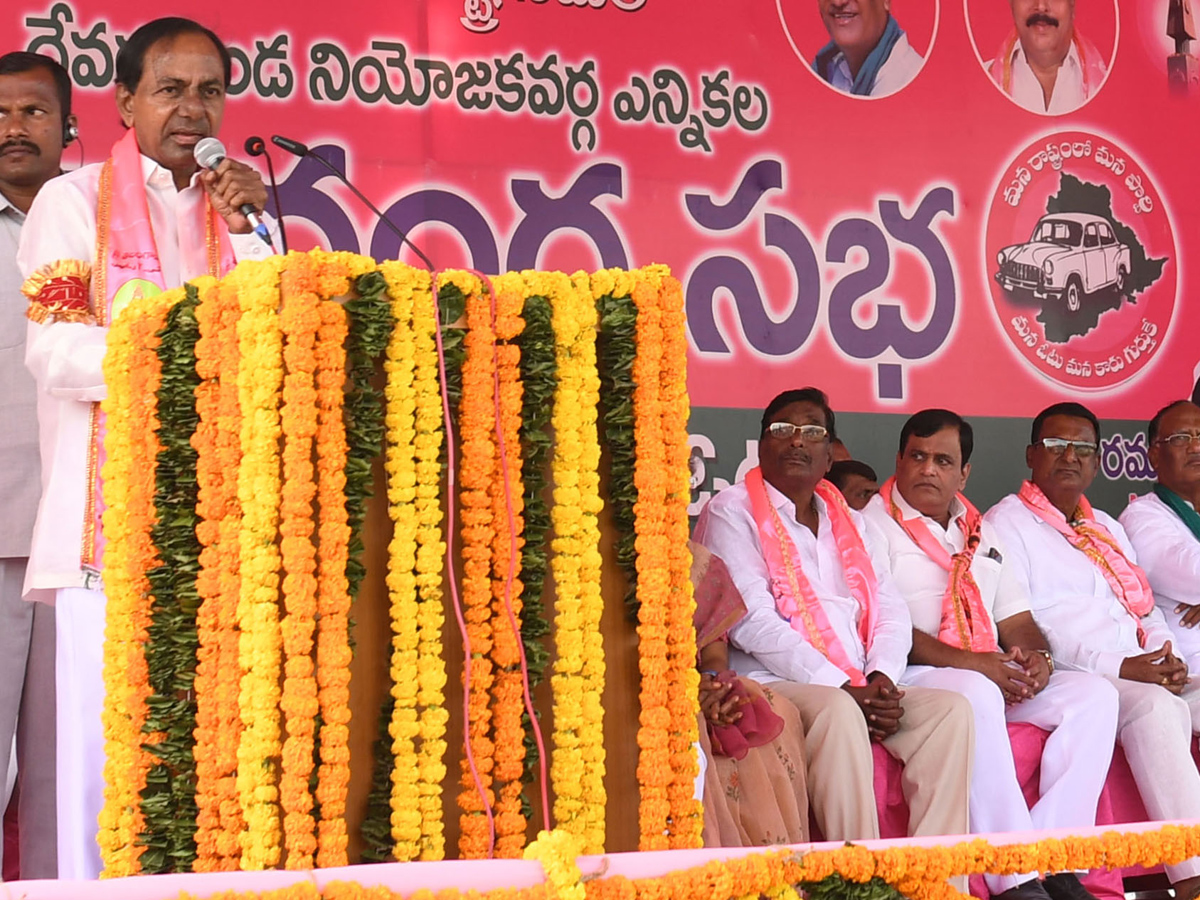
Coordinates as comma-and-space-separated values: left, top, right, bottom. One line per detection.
995, 213, 1133, 313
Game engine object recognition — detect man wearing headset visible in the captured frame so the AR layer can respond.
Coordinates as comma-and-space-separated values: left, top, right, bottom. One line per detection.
0, 49, 75, 881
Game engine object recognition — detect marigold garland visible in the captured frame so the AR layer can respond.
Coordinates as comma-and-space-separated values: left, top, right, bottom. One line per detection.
454, 269, 498, 859
234, 256, 286, 870
647, 268, 700, 848
380, 260, 423, 861
626, 269, 672, 852
314, 289, 353, 869
411, 270, 449, 861
192, 274, 243, 872
165, 824, 1200, 900
489, 273, 528, 858
546, 271, 607, 853
98, 287, 181, 877
278, 255, 323, 868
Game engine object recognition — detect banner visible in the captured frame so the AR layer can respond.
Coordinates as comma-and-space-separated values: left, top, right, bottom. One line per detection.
6, 0, 1196, 511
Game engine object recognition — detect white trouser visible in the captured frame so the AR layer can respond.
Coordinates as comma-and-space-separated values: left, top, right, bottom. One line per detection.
1111, 675, 1200, 882
56, 586, 106, 880
904, 666, 1119, 894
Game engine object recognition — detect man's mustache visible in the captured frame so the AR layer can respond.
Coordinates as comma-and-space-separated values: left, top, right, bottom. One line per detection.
0, 139, 40, 156
1026, 12, 1060, 28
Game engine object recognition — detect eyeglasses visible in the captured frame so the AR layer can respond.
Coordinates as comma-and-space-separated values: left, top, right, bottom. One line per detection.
766, 422, 828, 442
1157, 431, 1200, 448
1038, 437, 1098, 458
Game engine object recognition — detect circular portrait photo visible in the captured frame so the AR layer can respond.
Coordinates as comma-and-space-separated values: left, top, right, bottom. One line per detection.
966, 0, 1119, 115
776, 0, 938, 99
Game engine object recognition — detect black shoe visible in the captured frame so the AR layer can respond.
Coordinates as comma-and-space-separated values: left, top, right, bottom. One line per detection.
1042, 874, 1100, 900
993, 880, 1055, 900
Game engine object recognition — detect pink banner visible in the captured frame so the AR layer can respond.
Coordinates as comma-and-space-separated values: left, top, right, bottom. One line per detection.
6, 0, 1198, 420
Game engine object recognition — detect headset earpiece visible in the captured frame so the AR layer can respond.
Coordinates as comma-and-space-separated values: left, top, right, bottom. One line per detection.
63, 121, 78, 147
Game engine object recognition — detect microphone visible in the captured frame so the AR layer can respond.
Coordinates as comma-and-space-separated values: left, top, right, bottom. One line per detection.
193, 137, 274, 249
244, 135, 289, 254
270, 133, 434, 270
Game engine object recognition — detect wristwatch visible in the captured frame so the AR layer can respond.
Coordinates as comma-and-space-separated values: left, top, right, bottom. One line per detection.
1034, 649, 1055, 675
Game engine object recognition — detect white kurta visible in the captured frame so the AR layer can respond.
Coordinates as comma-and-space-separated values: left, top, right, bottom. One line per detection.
17, 154, 274, 603
17, 151, 275, 880
1120, 491, 1200, 672
823, 33, 925, 98
986, 41, 1104, 115
694, 479, 913, 688
986, 491, 1200, 882
864, 491, 1117, 893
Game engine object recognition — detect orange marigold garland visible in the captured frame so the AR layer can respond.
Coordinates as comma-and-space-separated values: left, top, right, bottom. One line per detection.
278, 255, 323, 867
213, 274, 247, 865
453, 270, 498, 859
489, 273, 528, 858
314, 293, 353, 868
98, 287, 180, 876
192, 274, 224, 871
650, 269, 700, 847
627, 269, 673, 851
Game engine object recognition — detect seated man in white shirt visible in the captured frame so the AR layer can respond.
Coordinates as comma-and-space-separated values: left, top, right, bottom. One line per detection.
985, 0, 1108, 114
695, 388, 973, 845
865, 409, 1117, 900
986, 401, 1200, 900
811, 0, 925, 97
1121, 400, 1200, 673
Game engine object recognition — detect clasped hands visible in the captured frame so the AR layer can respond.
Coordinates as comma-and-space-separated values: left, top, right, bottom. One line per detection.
1120, 641, 1188, 694
842, 672, 904, 743
974, 647, 1051, 705
699, 671, 748, 725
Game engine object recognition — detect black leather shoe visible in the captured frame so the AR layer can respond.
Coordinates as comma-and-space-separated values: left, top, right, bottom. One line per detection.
1042, 873, 1100, 900
992, 879, 1055, 900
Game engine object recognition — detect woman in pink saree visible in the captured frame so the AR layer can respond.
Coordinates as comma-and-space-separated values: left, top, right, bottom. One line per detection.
692, 542, 809, 846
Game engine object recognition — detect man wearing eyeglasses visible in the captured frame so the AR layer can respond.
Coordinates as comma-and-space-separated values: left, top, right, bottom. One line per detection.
986, 401, 1200, 900
695, 388, 973, 845
864, 408, 1115, 900
1121, 400, 1200, 675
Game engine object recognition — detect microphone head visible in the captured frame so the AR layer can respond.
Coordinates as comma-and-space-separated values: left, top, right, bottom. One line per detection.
244, 136, 267, 157
193, 137, 227, 169
271, 134, 309, 157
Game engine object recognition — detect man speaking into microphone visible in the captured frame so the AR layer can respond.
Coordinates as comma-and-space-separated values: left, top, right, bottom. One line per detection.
16, 16, 275, 878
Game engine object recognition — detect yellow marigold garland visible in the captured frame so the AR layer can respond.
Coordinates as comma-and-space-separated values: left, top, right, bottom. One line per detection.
235, 256, 286, 869
164, 824, 1200, 900
546, 271, 607, 853
412, 269, 449, 860
380, 260, 423, 861
98, 288, 180, 877
649, 269, 700, 848
278, 256, 323, 867
490, 273, 528, 858
454, 269, 498, 859
314, 292, 353, 869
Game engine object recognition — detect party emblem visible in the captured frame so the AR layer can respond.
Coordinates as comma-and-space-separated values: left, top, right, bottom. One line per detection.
985, 131, 1175, 391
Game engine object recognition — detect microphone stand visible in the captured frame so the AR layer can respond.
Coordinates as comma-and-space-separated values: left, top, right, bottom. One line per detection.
245, 136, 289, 254
270, 134, 434, 271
